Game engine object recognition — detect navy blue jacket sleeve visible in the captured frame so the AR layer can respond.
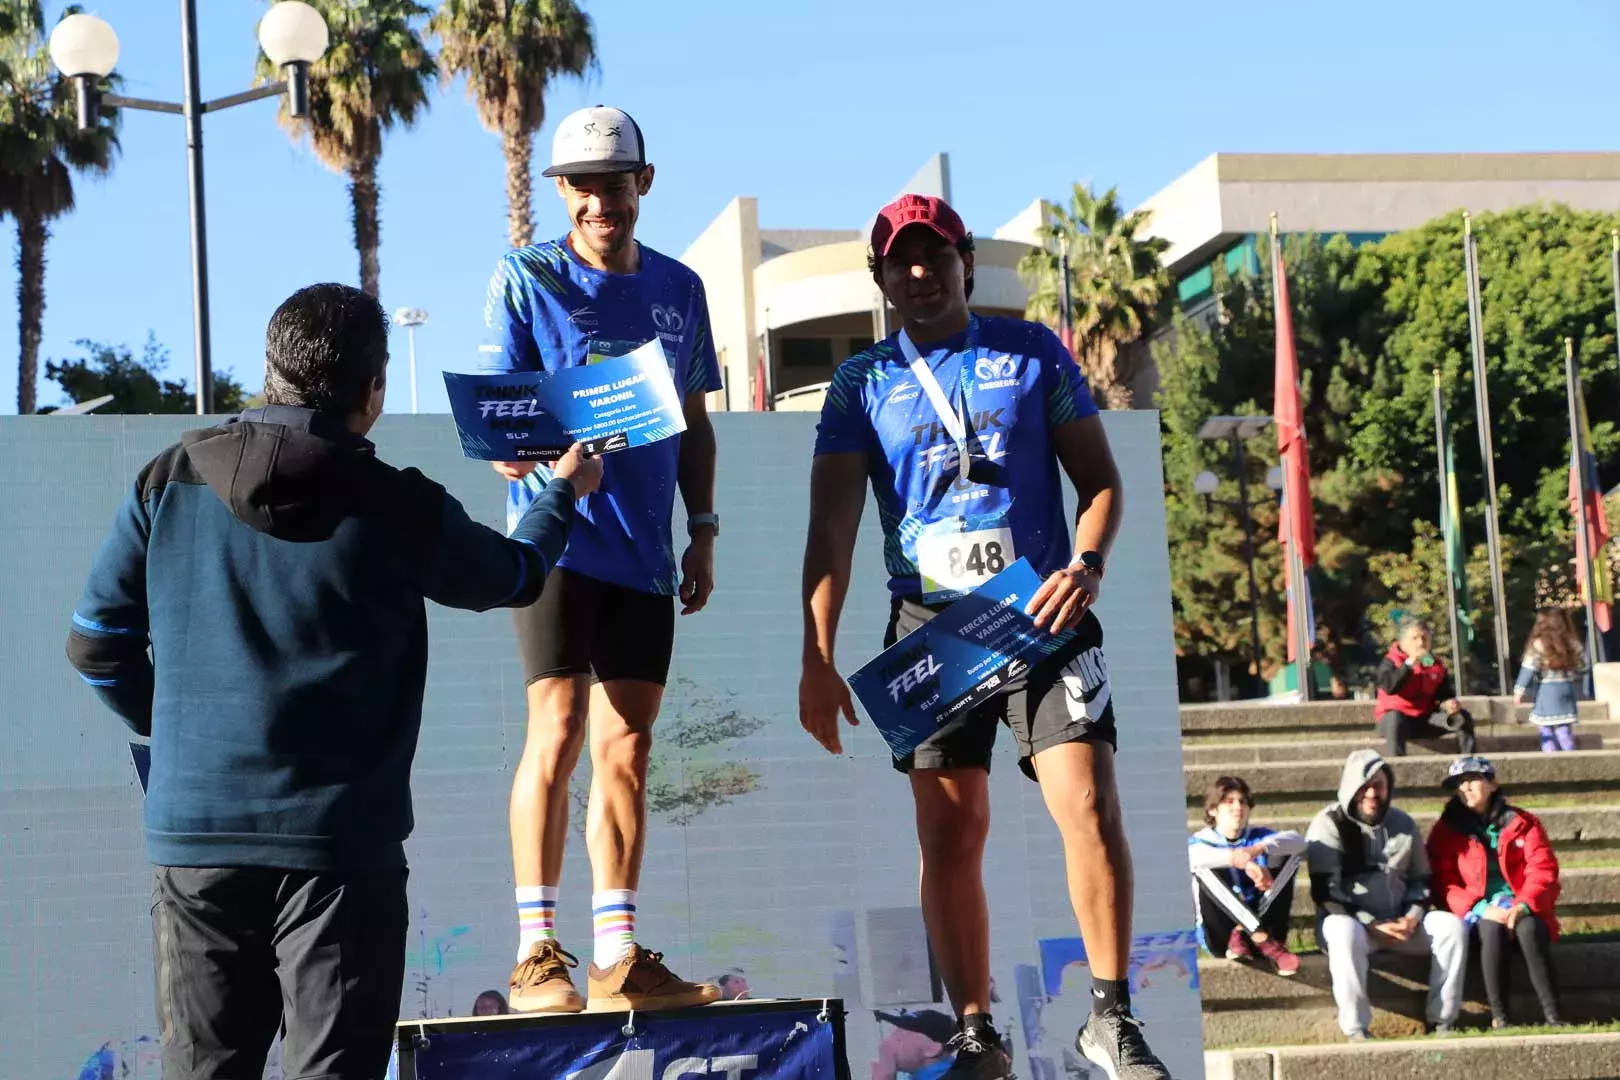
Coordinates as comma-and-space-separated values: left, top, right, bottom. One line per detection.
415, 476, 576, 612
66, 481, 155, 736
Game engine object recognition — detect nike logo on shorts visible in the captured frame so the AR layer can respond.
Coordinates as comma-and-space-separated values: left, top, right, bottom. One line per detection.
1060, 647, 1111, 722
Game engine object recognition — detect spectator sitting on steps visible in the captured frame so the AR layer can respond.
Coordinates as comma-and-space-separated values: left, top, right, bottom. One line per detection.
1426, 755, 1566, 1030
1305, 749, 1468, 1042
1187, 775, 1304, 975
1374, 620, 1477, 758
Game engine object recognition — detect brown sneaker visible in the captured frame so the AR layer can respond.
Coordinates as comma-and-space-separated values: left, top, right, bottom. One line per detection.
509, 941, 585, 1013
586, 944, 721, 1012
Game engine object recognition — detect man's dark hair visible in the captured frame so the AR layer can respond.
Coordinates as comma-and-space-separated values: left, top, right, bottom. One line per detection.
868, 234, 976, 300
1203, 775, 1253, 826
263, 283, 389, 414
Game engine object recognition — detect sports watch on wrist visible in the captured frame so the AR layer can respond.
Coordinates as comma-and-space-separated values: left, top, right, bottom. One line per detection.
1072, 550, 1105, 577
688, 513, 720, 538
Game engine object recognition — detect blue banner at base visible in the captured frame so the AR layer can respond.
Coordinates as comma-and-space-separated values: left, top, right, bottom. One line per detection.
391, 999, 848, 1080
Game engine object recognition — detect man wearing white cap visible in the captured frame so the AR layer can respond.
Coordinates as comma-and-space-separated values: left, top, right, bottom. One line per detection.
481, 105, 723, 1014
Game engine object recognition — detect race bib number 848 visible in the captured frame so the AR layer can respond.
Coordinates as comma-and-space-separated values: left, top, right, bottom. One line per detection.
916, 525, 1015, 601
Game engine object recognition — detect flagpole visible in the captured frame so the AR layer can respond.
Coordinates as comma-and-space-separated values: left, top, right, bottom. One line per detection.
1566, 337, 1604, 670
1272, 213, 1314, 701
1433, 369, 1466, 685
1463, 212, 1512, 694
1611, 230, 1620, 384
1058, 226, 1074, 345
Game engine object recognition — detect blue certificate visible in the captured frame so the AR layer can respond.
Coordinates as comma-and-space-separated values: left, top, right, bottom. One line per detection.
847, 558, 1077, 759
443, 338, 687, 461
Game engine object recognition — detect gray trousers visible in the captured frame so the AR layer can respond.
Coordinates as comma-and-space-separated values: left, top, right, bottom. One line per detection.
1317, 910, 1468, 1035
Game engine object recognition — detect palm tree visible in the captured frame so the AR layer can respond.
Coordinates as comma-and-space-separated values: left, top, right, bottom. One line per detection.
1018, 183, 1170, 410
258, 0, 435, 298
432, 0, 595, 250
0, 1, 119, 414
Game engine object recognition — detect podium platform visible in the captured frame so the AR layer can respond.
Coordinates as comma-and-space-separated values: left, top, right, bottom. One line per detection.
390, 998, 850, 1080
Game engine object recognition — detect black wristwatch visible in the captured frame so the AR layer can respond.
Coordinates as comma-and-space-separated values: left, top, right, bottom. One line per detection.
1072, 550, 1106, 577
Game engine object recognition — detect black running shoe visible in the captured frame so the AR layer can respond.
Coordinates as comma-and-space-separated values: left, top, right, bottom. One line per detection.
1076, 1006, 1170, 1080
944, 1016, 1016, 1079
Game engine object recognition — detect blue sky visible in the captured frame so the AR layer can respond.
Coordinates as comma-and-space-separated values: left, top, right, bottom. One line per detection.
3, 0, 1618, 415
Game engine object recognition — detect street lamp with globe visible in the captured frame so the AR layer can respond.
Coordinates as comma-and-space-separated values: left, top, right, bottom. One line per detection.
48, 1, 329, 415
392, 308, 429, 415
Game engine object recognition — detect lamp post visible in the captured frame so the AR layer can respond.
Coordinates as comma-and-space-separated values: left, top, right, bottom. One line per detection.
49, 2, 329, 416
1196, 415, 1274, 697
392, 308, 429, 414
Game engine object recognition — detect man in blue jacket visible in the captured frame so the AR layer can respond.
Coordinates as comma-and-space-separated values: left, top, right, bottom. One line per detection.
65, 283, 601, 1080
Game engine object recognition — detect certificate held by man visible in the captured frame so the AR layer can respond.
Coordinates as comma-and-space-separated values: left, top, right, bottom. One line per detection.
847, 558, 1078, 759
444, 337, 687, 461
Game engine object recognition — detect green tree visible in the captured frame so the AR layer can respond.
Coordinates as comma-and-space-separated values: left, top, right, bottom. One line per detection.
431, 0, 595, 250
0, 1, 120, 414
259, 0, 436, 298
1349, 207, 1620, 594
1018, 183, 1170, 409
1157, 205, 1620, 698
1157, 233, 1398, 690
44, 335, 250, 414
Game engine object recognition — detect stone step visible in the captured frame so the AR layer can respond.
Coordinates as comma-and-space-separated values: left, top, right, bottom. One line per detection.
1182, 699, 1611, 735
1206, 1033, 1620, 1080
1182, 750, 1620, 801
1199, 944, 1620, 1049
1183, 805, 1620, 846
1182, 728, 1607, 765
1278, 866, 1618, 919
1186, 719, 1620, 748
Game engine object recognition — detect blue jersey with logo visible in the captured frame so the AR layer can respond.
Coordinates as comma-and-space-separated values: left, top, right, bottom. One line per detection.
482, 237, 722, 595
813, 315, 1098, 599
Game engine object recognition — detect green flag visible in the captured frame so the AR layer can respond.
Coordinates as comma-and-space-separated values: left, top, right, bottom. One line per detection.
1435, 373, 1474, 646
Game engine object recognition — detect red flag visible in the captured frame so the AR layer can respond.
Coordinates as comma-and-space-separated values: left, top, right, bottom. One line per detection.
1274, 248, 1317, 569
1274, 233, 1318, 668
1059, 323, 1075, 358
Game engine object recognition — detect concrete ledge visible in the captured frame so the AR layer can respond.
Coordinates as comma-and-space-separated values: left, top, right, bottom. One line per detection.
1207, 1033, 1620, 1080
1283, 867, 1617, 917
1199, 943, 1619, 1046
1183, 750, 1620, 800
1199, 943, 1619, 1005
1181, 699, 1610, 734
1184, 806, 1620, 844
1182, 729, 1606, 766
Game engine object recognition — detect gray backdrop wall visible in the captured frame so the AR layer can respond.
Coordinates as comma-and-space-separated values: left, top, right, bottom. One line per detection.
0, 410, 1201, 1080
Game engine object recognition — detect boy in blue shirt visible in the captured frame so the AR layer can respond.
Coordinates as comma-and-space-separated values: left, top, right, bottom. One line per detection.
798, 195, 1169, 1080
481, 106, 724, 1014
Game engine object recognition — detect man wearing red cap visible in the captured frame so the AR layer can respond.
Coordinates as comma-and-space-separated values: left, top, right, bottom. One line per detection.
798, 195, 1169, 1079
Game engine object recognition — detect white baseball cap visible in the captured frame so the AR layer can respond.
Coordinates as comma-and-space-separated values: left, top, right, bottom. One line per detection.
543, 105, 646, 178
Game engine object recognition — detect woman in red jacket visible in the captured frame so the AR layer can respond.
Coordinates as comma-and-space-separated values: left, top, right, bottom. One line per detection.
1426, 756, 1565, 1029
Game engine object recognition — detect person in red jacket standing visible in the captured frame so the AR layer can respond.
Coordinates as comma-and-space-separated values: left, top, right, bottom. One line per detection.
1426, 756, 1565, 1029
1375, 621, 1476, 757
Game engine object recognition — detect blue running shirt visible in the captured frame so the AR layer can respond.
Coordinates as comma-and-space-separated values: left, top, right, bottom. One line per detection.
814, 315, 1099, 600
482, 237, 723, 595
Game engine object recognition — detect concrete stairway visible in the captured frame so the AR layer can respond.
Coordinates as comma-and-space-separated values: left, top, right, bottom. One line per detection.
1180, 695, 1619, 1073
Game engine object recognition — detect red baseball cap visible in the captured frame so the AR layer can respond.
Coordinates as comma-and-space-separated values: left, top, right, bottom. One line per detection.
870, 194, 967, 259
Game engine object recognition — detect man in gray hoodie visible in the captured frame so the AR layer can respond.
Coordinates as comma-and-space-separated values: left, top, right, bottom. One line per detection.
1305, 749, 1467, 1040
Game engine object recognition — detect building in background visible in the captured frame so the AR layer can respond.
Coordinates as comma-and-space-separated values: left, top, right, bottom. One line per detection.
687, 151, 1620, 413
682, 154, 1037, 412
